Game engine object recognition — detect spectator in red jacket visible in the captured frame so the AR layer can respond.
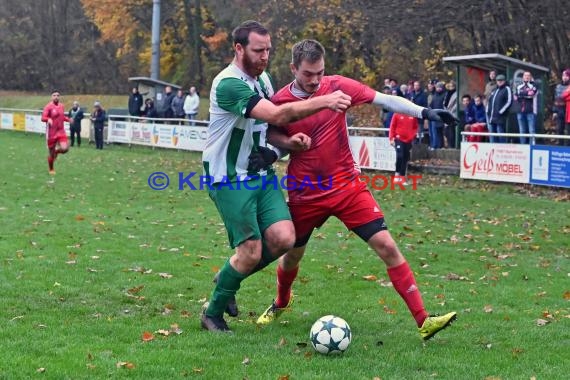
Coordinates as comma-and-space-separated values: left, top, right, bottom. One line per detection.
389, 113, 418, 185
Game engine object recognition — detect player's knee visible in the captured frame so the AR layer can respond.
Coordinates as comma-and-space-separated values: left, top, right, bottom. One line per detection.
265, 221, 295, 254
370, 232, 399, 260
272, 231, 295, 254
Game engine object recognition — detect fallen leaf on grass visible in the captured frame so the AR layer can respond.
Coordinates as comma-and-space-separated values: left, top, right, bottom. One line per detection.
363, 275, 378, 281
142, 331, 154, 341
445, 273, 468, 281
127, 285, 144, 294
158, 272, 173, 279
383, 306, 397, 314
536, 319, 550, 326
484, 305, 493, 313
242, 357, 250, 365
563, 290, 570, 300
36, 368, 46, 373
116, 361, 135, 369
278, 375, 290, 380
192, 368, 203, 374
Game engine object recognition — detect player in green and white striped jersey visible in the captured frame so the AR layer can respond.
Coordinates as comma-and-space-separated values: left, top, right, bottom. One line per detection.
201, 20, 352, 333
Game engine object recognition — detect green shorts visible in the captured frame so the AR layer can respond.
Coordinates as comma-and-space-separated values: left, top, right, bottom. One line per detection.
208, 174, 291, 248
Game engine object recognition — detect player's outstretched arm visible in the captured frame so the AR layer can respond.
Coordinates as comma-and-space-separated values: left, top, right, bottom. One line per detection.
250, 90, 352, 126
372, 92, 458, 126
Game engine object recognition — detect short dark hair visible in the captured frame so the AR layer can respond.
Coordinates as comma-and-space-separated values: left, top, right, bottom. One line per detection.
291, 39, 325, 68
232, 20, 269, 47
51, 89, 60, 95
462, 94, 471, 100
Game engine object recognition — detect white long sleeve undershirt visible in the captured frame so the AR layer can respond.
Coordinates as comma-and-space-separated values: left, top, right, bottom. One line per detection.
372, 91, 425, 118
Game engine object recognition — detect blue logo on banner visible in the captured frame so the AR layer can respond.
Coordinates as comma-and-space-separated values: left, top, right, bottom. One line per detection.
530, 145, 570, 188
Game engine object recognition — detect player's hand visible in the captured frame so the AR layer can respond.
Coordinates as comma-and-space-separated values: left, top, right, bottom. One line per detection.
247, 146, 278, 172
326, 90, 352, 113
389, 139, 395, 146
289, 133, 311, 151
422, 108, 458, 126
47, 118, 53, 126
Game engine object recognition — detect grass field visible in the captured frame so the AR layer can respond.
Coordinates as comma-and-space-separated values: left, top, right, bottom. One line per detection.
0, 130, 568, 380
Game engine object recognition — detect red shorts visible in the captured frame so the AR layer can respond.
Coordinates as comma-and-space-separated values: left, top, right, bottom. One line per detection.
47, 130, 68, 149
288, 186, 384, 242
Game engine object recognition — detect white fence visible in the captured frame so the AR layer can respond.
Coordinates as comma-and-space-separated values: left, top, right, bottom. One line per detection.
2, 107, 569, 188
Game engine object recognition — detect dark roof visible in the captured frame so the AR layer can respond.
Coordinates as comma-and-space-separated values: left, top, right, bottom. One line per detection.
128, 76, 181, 89
443, 53, 549, 74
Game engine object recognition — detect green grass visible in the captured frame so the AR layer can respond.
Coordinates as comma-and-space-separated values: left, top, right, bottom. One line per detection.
0, 130, 568, 380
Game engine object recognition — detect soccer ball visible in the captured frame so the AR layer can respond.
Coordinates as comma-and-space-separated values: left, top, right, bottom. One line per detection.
309, 315, 352, 355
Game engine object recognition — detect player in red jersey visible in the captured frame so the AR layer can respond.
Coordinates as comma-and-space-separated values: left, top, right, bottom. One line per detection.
41, 90, 70, 175
255, 39, 457, 340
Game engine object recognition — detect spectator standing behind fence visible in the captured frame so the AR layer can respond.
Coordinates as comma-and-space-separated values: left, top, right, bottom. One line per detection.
443, 80, 457, 148
184, 86, 200, 124
171, 89, 186, 121
143, 98, 158, 119
91, 101, 106, 150
560, 76, 570, 146
128, 87, 143, 117
486, 74, 512, 144
389, 113, 418, 185
68, 101, 84, 147
484, 70, 497, 107
553, 69, 570, 145
409, 81, 427, 142
162, 86, 175, 118
515, 71, 538, 144
429, 82, 446, 150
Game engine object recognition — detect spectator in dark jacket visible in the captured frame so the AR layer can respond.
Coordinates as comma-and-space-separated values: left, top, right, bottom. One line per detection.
474, 95, 486, 123
91, 101, 106, 150
143, 98, 158, 119
428, 82, 446, 149
464, 94, 488, 143
409, 80, 428, 142
171, 89, 186, 121
68, 101, 84, 147
162, 86, 175, 118
128, 87, 143, 117
486, 74, 512, 143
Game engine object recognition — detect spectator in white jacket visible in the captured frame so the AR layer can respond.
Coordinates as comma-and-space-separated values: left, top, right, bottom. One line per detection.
183, 86, 200, 125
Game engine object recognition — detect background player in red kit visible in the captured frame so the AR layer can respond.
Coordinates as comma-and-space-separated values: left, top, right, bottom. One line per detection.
41, 90, 70, 174
255, 39, 457, 340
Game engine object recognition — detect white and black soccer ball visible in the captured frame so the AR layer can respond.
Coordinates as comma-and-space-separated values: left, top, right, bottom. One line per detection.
309, 315, 352, 355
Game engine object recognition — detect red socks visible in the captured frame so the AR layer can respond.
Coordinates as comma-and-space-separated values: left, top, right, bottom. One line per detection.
275, 265, 299, 308
387, 261, 428, 327
48, 155, 55, 171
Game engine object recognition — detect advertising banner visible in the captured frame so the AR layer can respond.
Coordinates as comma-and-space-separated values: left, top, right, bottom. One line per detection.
108, 120, 131, 144
25, 114, 45, 134
130, 122, 152, 146
176, 125, 208, 152
349, 136, 396, 172
1, 112, 14, 130
460, 142, 530, 183
530, 145, 570, 188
